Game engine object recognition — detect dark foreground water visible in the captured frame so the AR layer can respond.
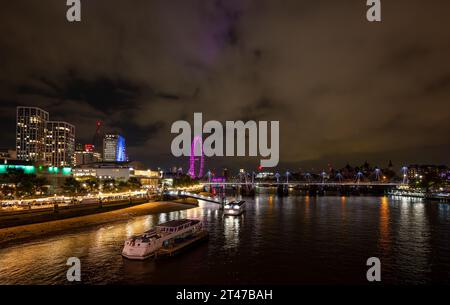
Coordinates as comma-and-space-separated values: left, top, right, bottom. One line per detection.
0, 195, 449, 284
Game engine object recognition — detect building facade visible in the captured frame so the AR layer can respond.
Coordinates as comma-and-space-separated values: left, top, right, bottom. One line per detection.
133, 169, 162, 189
0, 149, 17, 161
16, 106, 76, 167
45, 121, 76, 167
73, 144, 102, 166
16, 106, 49, 163
408, 164, 448, 180
73, 162, 132, 181
103, 134, 127, 162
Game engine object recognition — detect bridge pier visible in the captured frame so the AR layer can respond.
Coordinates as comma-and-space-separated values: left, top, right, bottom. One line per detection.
277, 184, 289, 197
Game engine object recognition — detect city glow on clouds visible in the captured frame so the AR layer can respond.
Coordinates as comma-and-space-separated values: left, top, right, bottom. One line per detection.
0, 1, 449, 169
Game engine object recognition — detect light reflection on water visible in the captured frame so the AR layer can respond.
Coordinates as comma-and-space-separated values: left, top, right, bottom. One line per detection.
0, 195, 449, 285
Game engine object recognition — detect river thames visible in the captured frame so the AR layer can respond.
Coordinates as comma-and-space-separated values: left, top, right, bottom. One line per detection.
0, 194, 449, 284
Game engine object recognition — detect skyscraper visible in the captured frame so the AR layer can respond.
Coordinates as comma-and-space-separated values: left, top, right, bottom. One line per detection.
16, 106, 49, 163
103, 134, 128, 162
45, 121, 76, 167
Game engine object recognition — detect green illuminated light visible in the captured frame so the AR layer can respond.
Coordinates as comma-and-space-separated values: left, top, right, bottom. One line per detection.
62, 167, 72, 175
0, 165, 35, 174
48, 166, 59, 174
24, 166, 35, 174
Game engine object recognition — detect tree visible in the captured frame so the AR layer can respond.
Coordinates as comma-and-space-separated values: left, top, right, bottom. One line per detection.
127, 177, 141, 190
63, 177, 81, 195
0, 171, 48, 198
173, 175, 199, 188
116, 178, 142, 192
101, 179, 116, 192
85, 178, 99, 192
34, 176, 49, 195
15, 174, 36, 197
0, 185, 15, 199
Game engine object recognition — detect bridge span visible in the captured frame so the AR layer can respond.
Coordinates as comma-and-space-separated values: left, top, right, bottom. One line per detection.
202, 182, 401, 187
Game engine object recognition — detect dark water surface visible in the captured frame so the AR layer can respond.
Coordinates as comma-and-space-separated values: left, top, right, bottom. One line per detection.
0, 195, 449, 284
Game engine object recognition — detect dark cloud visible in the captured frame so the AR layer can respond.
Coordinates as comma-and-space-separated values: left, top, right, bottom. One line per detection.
424, 74, 450, 95
17, 74, 143, 114
0, 0, 449, 171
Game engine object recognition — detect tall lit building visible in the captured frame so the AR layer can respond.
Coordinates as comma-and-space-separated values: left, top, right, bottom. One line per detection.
103, 134, 128, 162
45, 121, 76, 167
16, 106, 49, 163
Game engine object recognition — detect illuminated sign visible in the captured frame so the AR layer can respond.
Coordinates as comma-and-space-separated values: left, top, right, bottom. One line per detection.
0, 165, 36, 174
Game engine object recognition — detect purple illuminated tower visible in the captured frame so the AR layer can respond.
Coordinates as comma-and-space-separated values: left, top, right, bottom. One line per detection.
188, 136, 204, 179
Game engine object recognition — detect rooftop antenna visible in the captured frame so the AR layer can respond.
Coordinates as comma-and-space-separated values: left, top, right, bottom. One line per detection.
92, 120, 103, 153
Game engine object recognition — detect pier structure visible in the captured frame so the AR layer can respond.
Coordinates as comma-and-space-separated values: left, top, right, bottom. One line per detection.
163, 190, 229, 207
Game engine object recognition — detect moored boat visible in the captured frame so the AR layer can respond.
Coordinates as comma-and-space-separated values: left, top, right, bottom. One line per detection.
223, 200, 246, 216
122, 219, 206, 260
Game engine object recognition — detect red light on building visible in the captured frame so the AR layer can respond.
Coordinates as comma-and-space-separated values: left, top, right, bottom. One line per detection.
258, 165, 263, 171
85, 144, 94, 152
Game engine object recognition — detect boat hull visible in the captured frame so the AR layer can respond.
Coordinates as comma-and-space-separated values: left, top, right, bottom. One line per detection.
121, 219, 206, 260
224, 209, 245, 216
122, 252, 155, 260
224, 201, 246, 216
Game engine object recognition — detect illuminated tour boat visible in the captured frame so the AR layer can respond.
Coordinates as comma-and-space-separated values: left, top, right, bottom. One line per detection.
224, 200, 246, 216
122, 219, 207, 260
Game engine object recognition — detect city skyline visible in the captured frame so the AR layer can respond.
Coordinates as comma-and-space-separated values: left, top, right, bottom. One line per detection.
12, 105, 130, 168
2, 104, 449, 172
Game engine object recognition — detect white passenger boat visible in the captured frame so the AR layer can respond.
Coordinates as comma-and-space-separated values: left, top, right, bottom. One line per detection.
223, 200, 246, 216
122, 219, 206, 260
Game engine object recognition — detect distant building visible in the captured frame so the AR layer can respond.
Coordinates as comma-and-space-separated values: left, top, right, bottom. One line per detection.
16, 106, 76, 167
75, 142, 84, 151
222, 168, 229, 180
256, 172, 275, 179
408, 164, 448, 180
16, 106, 49, 163
0, 149, 17, 161
103, 134, 128, 162
45, 121, 76, 167
133, 169, 162, 189
73, 162, 132, 181
73, 144, 102, 166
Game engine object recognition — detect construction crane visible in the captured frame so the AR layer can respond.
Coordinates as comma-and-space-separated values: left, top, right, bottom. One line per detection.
91, 120, 103, 153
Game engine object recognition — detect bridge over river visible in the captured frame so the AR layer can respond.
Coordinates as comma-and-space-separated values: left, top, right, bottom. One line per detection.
202, 182, 401, 187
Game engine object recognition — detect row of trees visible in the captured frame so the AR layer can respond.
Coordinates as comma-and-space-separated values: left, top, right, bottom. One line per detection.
63, 177, 142, 195
0, 169, 143, 199
0, 171, 49, 199
171, 175, 199, 188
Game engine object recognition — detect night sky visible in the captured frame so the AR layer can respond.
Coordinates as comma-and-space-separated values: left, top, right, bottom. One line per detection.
0, 0, 449, 172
